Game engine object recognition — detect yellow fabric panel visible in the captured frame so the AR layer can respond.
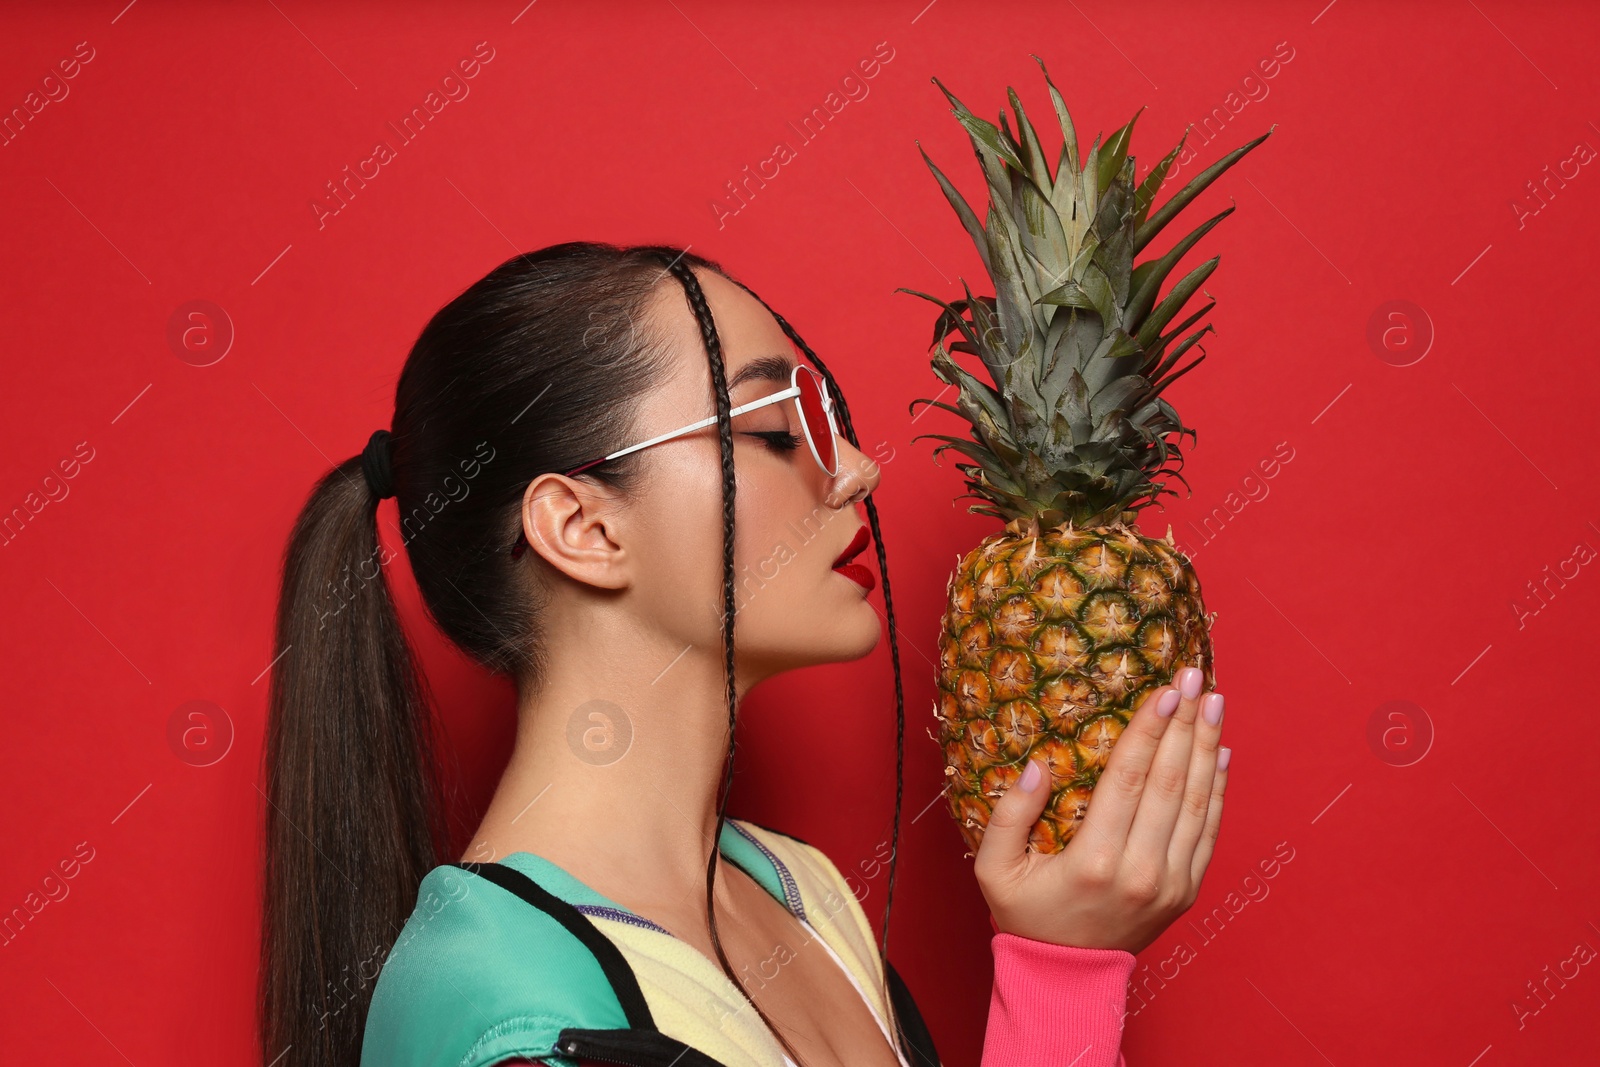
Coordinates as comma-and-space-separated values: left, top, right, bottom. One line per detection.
583, 819, 890, 1067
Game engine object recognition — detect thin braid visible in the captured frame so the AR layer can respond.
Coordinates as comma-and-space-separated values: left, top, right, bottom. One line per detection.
734, 284, 909, 1059
658, 255, 812, 1067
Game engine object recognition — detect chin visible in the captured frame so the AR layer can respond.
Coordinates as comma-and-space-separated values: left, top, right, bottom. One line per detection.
834, 603, 882, 661
770, 605, 880, 671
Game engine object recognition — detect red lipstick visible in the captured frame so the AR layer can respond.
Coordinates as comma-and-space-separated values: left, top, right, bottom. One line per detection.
831, 526, 874, 592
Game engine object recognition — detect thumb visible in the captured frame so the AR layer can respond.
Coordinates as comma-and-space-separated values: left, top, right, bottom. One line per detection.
974, 758, 1050, 875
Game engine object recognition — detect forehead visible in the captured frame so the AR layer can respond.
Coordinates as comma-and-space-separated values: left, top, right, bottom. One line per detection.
647, 267, 798, 391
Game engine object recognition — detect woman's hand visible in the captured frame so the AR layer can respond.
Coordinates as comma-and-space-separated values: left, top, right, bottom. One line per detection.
973, 665, 1228, 955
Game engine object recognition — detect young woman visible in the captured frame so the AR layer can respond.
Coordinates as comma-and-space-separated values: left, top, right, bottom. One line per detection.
257, 241, 1228, 1067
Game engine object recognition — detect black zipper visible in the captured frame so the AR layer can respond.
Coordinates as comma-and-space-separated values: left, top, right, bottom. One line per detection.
554, 1027, 733, 1067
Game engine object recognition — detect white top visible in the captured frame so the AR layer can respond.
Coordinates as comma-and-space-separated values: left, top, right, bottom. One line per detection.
779, 915, 912, 1067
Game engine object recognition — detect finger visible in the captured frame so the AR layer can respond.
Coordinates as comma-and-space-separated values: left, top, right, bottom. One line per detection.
1125, 666, 1208, 862
1076, 684, 1182, 851
973, 757, 1051, 881
1168, 689, 1225, 871
1188, 747, 1230, 884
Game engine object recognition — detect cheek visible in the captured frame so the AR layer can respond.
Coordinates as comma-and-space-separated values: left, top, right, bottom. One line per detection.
632, 463, 726, 592
643, 451, 834, 603
731, 475, 828, 578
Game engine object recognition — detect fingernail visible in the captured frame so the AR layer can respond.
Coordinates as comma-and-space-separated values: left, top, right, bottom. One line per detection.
1202, 692, 1225, 726
1217, 746, 1232, 771
1018, 759, 1042, 791
1157, 688, 1180, 717
1179, 667, 1203, 700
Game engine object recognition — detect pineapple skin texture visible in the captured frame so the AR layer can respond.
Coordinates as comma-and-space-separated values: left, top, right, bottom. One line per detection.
936, 520, 1215, 856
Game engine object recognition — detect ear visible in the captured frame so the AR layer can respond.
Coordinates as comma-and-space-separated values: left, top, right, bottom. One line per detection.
518, 473, 631, 590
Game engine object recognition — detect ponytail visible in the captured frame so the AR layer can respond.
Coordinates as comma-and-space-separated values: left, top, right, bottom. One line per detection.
258, 455, 447, 1067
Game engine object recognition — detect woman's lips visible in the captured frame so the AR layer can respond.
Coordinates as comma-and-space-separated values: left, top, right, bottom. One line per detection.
833, 562, 875, 592
832, 525, 870, 567
832, 526, 874, 591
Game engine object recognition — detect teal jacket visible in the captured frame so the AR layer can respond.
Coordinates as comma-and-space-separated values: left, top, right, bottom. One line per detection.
360, 817, 940, 1067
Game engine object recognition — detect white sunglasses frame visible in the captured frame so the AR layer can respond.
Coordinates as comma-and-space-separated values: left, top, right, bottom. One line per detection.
565, 362, 841, 478
511, 364, 841, 558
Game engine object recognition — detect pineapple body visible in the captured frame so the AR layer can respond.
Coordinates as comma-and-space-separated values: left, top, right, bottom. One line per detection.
936, 516, 1214, 855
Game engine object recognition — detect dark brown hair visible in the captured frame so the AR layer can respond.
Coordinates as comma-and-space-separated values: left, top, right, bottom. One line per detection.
258, 241, 908, 1067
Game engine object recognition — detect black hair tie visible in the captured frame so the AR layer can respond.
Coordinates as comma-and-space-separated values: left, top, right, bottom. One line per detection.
361, 429, 395, 499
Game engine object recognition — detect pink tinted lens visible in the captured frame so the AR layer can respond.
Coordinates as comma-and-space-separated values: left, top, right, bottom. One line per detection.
795, 367, 837, 474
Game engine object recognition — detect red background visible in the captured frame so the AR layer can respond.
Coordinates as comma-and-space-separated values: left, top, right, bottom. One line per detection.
3, 1, 1598, 1064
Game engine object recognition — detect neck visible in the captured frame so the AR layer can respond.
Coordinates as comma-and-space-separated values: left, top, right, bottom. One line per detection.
463, 608, 755, 910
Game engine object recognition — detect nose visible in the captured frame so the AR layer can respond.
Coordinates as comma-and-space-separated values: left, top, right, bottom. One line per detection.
824, 434, 882, 508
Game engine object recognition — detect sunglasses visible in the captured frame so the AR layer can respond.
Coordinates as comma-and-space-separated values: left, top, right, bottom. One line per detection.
511, 363, 840, 559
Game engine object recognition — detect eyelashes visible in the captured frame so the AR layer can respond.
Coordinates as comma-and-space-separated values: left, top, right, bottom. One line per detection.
744, 430, 803, 454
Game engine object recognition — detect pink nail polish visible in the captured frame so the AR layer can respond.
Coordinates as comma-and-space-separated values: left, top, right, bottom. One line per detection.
1180, 667, 1203, 700
1202, 692, 1225, 726
1018, 759, 1042, 791
1217, 747, 1232, 771
1157, 689, 1180, 717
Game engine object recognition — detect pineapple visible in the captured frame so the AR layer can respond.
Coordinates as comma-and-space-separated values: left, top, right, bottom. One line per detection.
901, 58, 1270, 855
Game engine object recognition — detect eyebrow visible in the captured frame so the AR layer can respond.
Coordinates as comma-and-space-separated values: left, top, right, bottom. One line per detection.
727, 354, 796, 391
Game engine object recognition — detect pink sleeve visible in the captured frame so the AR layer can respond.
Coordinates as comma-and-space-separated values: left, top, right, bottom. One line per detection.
980, 924, 1135, 1067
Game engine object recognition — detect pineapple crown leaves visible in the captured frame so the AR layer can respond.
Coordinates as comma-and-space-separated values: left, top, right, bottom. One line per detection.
900, 54, 1271, 528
